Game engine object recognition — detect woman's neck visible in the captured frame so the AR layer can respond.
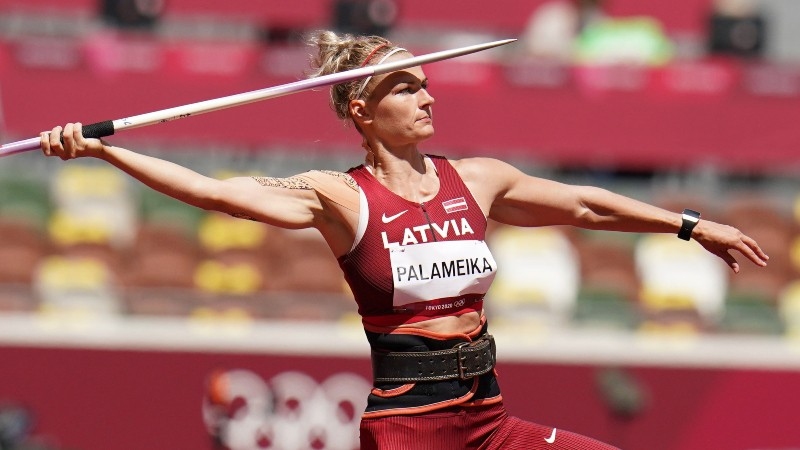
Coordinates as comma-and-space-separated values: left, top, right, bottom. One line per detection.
366, 146, 438, 204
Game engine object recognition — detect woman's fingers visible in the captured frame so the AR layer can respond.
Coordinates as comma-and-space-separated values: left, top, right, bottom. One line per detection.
699, 223, 768, 273
714, 248, 740, 273
49, 126, 62, 149
48, 125, 68, 159
40, 131, 51, 156
62, 122, 77, 159
73, 122, 85, 145
726, 233, 768, 269
40, 123, 89, 160
742, 234, 769, 265
738, 243, 767, 267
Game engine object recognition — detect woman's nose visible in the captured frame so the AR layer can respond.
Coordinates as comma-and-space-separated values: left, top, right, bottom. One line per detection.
419, 88, 435, 105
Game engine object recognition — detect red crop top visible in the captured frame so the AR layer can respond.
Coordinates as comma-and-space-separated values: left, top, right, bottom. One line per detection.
338, 155, 497, 327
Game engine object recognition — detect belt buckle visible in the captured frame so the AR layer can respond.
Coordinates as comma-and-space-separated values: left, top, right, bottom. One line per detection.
455, 342, 470, 380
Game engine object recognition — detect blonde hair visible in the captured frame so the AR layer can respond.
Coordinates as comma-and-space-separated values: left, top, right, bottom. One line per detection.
306, 30, 403, 122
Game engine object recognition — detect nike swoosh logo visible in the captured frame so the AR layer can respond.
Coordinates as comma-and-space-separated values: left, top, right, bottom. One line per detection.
381, 210, 408, 223
545, 428, 557, 444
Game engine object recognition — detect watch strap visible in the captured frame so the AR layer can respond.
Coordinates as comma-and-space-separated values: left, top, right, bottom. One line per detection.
678, 208, 701, 241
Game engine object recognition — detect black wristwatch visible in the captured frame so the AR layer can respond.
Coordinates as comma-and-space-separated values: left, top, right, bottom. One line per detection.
678, 208, 701, 241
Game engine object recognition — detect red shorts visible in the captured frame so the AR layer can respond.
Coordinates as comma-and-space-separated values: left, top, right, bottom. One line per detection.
360, 402, 620, 450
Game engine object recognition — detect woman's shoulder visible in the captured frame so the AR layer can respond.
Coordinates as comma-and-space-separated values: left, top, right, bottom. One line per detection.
303, 169, 359, 191
446, 156, 511, 179
294, 169, 360, 213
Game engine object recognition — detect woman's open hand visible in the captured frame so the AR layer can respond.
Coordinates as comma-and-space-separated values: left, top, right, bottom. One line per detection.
693, 220, 769, 273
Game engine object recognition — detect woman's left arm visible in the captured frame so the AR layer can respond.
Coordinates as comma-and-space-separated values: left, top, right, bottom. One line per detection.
457, 157, 769, 272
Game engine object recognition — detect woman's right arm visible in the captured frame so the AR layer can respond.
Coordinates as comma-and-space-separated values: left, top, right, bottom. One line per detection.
41, 122, 322, 230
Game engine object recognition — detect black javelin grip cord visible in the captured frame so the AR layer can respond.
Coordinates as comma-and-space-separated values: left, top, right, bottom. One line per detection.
0, 38, 516, 158
50, 120, 115, 152
67, 120, 116, 141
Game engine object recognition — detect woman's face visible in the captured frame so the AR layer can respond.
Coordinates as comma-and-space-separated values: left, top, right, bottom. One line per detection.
356, 59, 435, 147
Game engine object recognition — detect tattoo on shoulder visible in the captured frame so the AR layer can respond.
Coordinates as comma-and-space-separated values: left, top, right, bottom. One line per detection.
251, 176, 312, 190
313, 170, 359, 192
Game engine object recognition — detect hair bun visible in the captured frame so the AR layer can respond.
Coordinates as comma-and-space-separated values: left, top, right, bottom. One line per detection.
305, 30, 394, 121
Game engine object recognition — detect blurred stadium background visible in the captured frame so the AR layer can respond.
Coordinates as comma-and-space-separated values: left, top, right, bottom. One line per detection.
0, 0, 799, 449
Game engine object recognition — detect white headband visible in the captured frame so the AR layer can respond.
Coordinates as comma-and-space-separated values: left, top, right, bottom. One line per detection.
355, 47, 407, 99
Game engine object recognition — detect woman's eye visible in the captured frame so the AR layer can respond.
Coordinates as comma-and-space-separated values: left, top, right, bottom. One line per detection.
396, 82, 427, 94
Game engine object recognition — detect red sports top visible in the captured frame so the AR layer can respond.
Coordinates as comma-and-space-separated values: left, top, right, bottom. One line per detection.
338, 155, 497, 327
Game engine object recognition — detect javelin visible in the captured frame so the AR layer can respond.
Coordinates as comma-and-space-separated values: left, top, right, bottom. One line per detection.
0, 38, 515, 157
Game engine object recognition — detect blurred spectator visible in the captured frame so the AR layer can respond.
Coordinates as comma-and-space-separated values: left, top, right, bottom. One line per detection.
0, 403, 30, 450
332, 0, 398, 37
100, 0, 165, 30
575, 16, 674, 66
757, 0, 800, 63
0, 403, 70, 450
707, 0, 766, 58
520, 0, 605, 62
521, 0, 674, 66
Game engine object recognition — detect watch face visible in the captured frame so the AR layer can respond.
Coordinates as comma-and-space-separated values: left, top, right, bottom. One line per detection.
683, 209, 701, 220
679, 209, 701, 240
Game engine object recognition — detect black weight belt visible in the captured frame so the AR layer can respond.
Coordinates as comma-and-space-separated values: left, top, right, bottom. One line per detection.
371, 334, 496, 383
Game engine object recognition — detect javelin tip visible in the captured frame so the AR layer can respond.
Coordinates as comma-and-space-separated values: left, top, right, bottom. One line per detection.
477, 38, 517, 49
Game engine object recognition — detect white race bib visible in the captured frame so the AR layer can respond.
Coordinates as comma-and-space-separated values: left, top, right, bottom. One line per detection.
389, 240, 497, 308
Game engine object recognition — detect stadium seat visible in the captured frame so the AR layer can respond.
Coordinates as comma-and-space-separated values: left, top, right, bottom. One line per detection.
778, 280, 800, 338
122, 219, 201, 319
194, 212, 272, 295
0, 218, 49, 285
50, 164, 137, 250
193, 258, 264, 295
123, 221, 201, 289
34, 254, 123, 319
634, 234, 728, 331
0, 284, 38, 313
571, 232, 641, 331
267, 228, 346, 294
790, 234, 800, 280
719, 195, 797, 333
197, 212, 269, 254
487, 225, 580, 327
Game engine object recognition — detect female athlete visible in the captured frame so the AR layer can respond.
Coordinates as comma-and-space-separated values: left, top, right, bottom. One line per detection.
39, 30, 768, 449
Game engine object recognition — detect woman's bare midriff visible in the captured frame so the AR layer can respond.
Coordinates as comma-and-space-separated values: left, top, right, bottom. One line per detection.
394, 310, 483, 335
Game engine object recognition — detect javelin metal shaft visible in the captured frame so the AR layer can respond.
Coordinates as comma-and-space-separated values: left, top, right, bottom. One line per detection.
0, 38, 515, 158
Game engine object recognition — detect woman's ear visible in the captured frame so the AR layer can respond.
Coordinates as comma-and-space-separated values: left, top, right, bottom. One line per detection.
349, 99, 370, 124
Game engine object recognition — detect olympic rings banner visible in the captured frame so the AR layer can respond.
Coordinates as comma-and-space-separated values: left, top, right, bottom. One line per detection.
202, 369, 370, 450
1, 344, 799, 450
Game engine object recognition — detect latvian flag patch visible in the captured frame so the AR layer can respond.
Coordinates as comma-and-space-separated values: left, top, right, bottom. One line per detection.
442, 197, 468, 213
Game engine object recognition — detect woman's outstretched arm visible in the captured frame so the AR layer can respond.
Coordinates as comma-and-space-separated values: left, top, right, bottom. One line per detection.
458, 157, 769, 273
41, 122, 322, 230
